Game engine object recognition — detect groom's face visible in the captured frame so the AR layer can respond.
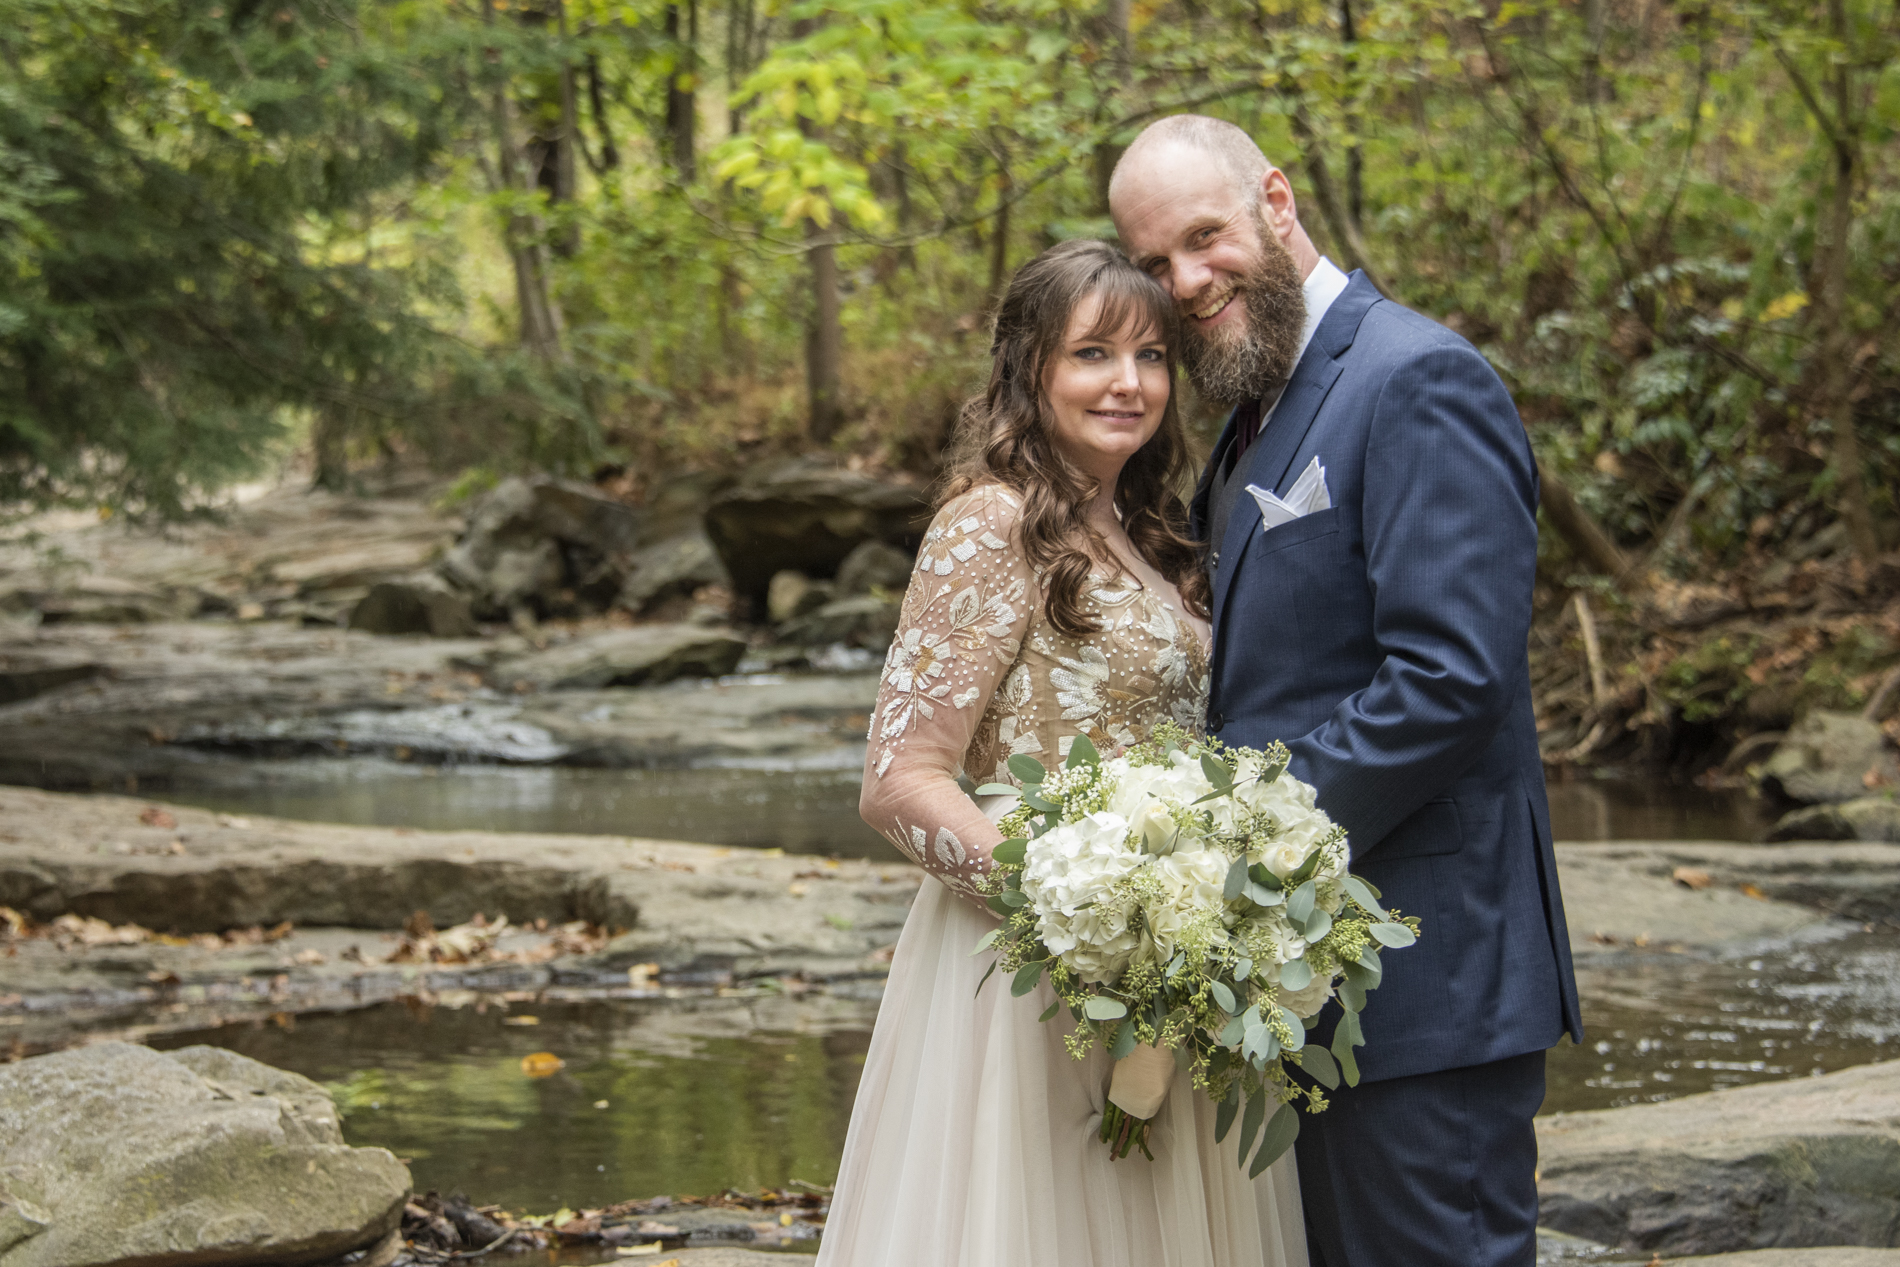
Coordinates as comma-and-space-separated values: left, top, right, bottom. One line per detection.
1111, 147, 1306, 405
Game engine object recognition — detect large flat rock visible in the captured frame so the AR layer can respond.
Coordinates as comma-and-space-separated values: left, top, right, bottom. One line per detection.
1665, 1253, 1900, 1265
0, 782, 919, 980
0, 1042, 407, 1267
0, 621, 875, 787
1537, 1058, 1900, 1258
1556, 840, 1900, 932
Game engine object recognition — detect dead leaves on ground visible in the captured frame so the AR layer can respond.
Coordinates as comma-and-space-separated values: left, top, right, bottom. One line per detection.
386, 911, 611, 966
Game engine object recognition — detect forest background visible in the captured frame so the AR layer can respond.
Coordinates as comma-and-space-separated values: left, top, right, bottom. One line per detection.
2, 0, 1897, 772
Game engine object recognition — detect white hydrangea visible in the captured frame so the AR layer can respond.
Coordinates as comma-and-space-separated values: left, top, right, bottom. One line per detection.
1020, 809, 1145, 983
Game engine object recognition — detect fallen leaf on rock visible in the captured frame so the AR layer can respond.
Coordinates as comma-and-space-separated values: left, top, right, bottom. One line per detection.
1671, 866, 1714, 890
216, 814, 252, 829
520, 1051, 565, 1078
635, 1221, 680, 1236
627, 963, 659, 988
503, 1015, 540, 1026
1741, 883, 1769, 900
138, 805, 176, 829
291, 949, 327, 966
824, 913, 855, 931
594, 1099, 610, 1109
614, 1247, 664, 1258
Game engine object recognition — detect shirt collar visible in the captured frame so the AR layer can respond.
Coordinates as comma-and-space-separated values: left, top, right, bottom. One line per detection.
1293, 256, 1351, 366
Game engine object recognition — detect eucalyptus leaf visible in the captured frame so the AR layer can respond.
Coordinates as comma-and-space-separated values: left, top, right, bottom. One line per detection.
1278, 1006, 1306, 1052
1223, 854, 1249, 902
971, 928, 1002, 955
1370, 922, 1417, 948
1245, 882, 1285, 907
1332, 1027, 1361, 1086
974, 959, 998, 997
1007, 754, 1046, 784
1250, 1102, 1300, 1177
1289, 851, 1323, 885
1214, 1085, 1240, 1142
1038, 999, 1061, 1022
1342, 875, 1388, 919
1219, 1013, 1245, 1047
986, 894, 1012, 918
1011, 960, 1045, 997
1109, 1016, 1139, 1060
1200, 752, 1235, 790
1210, 980, 1237, 1014
1236, 1089, 1267, 1165
1022, 792, 1061, 813
1084, 996, 1128, 1020
1258, 756, 1289, 785
1000, 888, 1028, 908
1066, 734, 1100, 767
1280, 958, 1314, 991
1287, 881, 1317, 926
1302, 908, 1333, 942
1249, 864, 1284, 891
1338, 979, 1367, 1013
1356, 946, 1383, 977
1234, 956, 1253, 982
1301, 1044, 1340, 1089
991, 838, 1027, 866
1166, 950, 1187, 978
972, 783, 1019, 796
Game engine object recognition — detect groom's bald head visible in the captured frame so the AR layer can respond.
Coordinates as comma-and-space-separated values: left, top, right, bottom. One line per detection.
1108, 115, 1271, 211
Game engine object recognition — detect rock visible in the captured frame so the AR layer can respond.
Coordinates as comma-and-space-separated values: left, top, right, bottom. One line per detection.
1761, 712, 1900, 805
347, 573, 478, 638
767, 571, 832, 625
1663, 1253, 1900, 1265
494, 625, 746, 691
1769, 797, 1900, 843
30, 577, 181, 625
440, 477, 642, 618
0, 1042, 408, 1267
834, 539, 915, 596
777, 594, 902, 649
617, 529, 730, 616
0, 655, 105, 707
703, 460, 928, 615
1536, 1058, 1900, 1258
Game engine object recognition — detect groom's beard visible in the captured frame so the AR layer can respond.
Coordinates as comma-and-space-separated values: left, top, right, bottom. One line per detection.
1179, 218, 1307, 407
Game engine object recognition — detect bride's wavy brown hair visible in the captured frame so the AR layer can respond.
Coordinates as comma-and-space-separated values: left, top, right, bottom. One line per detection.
942, 239, 1209, 638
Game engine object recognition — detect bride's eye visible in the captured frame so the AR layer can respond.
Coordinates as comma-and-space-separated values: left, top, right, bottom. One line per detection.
1073, 346, 1106, 361
1138, 347, 1166, 362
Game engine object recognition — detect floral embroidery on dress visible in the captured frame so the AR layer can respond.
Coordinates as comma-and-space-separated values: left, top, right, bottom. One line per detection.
861, 484, 1211, 901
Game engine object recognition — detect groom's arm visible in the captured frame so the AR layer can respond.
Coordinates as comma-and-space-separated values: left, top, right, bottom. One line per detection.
1285, 338, 1539, 856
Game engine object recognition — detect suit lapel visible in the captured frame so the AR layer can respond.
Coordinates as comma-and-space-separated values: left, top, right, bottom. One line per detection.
1209, 271, 1384, 629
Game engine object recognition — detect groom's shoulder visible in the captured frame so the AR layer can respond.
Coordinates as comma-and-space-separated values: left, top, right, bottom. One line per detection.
1354, 294, 1489, 368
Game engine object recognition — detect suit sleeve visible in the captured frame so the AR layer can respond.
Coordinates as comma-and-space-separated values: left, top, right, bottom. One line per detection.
1285, 340, 1539, 856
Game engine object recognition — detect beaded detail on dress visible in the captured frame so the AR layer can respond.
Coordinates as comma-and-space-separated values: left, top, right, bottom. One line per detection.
862, 484, 1210, 898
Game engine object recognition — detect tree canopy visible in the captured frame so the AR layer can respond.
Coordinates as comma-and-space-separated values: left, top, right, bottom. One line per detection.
2, 0, 1894, 581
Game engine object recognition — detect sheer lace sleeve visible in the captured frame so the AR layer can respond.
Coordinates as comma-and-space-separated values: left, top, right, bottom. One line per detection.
861, 485, 1034, 906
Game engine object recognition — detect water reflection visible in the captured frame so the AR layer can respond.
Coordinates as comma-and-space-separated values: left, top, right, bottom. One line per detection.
144, 929, 1900, 1212
150, 993, 877, 1212
152, 762, 1763, 860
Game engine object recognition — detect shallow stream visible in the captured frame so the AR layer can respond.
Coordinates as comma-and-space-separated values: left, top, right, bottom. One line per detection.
149, 926, 1900, 1215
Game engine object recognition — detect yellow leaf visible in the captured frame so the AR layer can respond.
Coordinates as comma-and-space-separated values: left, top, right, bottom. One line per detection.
1761, 291, 1808, 322
520, 1051, 565, 1077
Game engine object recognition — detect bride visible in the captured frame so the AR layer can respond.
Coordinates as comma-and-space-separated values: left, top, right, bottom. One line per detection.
818, 240, 1306, 1267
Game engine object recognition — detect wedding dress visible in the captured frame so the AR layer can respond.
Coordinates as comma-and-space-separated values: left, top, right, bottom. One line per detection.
818, 485, 1306, 1267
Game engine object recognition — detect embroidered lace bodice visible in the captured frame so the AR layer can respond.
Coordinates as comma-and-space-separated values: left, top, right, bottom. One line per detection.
861, 484, 1212, 903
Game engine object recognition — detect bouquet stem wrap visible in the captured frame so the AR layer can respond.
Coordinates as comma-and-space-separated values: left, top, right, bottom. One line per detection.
1107, 1043, 1176, 1119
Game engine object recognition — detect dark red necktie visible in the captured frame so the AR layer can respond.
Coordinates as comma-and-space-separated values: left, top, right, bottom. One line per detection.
1226, 399, 1265, 473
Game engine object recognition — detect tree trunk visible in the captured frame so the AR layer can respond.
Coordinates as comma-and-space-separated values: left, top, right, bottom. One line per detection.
1339, 0, 1364, 232
481, 0, 565, 362
989, 157, 1012, 304
1819, 0, 1877, 562
1287, 101, 1389, 296
1091, 0, 1132, 212
806, 219, 844, 443
1539, 460, 1635, 580
664, 2, 696, 181
311, 407, 350, 492
586, 54, 618, 171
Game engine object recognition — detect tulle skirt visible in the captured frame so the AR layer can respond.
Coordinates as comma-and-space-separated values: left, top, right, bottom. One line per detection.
817, 877, 1307, 1267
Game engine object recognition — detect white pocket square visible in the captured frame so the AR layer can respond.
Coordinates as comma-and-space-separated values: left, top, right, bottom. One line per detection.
1246, 457, 1331, 530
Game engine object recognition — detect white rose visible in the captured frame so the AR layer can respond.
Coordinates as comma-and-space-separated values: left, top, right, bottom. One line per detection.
1261, 839, 1313, 880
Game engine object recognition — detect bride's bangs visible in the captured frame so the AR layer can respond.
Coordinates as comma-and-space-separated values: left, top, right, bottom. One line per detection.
1073, 270, 1177, 356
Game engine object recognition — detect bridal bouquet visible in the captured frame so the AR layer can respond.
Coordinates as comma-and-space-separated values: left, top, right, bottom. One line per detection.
972, 725, 1419, 1175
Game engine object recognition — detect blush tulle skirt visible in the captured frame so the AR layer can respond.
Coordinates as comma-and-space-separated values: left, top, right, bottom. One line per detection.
816, 877, 1307, 1267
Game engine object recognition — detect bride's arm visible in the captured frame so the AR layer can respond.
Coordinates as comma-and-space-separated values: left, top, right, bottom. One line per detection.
861, 486, 1034, 909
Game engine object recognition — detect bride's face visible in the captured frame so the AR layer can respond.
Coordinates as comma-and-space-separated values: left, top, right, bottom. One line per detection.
1041, 293, 1170, 484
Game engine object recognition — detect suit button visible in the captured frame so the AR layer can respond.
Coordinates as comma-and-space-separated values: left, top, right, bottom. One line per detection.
1208, 712, 1225, 733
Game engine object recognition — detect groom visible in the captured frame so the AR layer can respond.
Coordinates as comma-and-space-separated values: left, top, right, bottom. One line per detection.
1110, 116, 1582, 1265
